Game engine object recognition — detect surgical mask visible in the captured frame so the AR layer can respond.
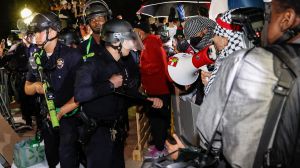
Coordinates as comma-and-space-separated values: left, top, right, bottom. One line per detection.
6, 39, 12, 47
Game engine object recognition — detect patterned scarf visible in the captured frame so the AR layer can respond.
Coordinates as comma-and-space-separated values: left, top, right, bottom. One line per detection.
205, 9, 248, 95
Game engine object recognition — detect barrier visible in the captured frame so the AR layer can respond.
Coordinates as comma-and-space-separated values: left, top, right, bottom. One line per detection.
0, 115, 21, 165
132, 107, 151, 161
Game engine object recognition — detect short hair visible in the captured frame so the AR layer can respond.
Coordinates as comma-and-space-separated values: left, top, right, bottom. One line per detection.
275, 0, 300, 15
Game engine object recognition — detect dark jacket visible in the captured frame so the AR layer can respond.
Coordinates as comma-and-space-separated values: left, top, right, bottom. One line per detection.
26, 42, 82, 107
74, 49, 146, 120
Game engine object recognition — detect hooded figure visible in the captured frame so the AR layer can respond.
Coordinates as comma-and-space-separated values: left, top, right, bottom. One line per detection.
204, 9, 249, 95
183, 16, 216, 51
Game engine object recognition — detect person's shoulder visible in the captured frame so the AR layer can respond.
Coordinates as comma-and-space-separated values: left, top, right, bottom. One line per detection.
147, 34, 160, 41
145, 35, 162, 45
81, 38, 89, 45
61, 45, 81, 57
227, 47, 272, 61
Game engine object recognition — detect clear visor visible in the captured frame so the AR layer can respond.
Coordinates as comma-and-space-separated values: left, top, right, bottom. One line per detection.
121, 32, 144, 51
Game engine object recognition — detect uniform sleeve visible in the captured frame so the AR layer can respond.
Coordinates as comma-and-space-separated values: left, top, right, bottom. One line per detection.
124, 87, 148, 103
74, 61, 114, 103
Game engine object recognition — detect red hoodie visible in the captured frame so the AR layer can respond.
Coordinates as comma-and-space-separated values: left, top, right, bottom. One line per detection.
140, 35, 171, 95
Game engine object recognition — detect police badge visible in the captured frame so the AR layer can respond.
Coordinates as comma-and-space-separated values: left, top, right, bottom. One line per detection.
57, 58, 64, 69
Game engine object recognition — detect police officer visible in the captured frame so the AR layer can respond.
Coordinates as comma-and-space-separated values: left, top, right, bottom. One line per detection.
0, 33, 39, 128
58, 28, 81, 48
81, 0, 112, 61
74, 19, 163, 168
25, 11, 82, 168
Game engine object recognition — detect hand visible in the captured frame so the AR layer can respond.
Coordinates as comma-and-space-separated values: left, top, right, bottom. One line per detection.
147, 97, 163, 108
34, 82, 45, 94
201, 71, 212, 86
165, 134, 185, 160
109, 74, 123, 88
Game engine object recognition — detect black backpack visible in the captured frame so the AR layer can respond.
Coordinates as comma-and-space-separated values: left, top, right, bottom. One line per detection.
254, 43, 300, 168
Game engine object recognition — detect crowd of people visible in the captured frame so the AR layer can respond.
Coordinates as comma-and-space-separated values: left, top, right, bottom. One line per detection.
0, 0, 300, 167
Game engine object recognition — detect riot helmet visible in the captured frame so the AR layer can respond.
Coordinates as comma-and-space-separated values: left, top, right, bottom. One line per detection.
58, 28, 81, 47
83, 0, 112, 24
28, 12, 61, 33
102, 19, 144, 51
28, 11, 61, 47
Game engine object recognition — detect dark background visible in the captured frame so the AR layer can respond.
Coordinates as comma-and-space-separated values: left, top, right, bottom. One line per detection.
0, 0, 143, 40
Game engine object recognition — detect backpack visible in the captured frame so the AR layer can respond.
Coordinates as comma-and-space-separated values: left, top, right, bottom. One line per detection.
254, 43, 300, 168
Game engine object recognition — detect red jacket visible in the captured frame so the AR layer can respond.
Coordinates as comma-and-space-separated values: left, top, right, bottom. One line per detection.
140, 35, 171, 95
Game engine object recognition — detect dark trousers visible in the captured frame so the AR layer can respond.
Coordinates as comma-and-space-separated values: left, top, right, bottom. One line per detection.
147, 94, 171, 151
41, 121, 60, 168
41, 116, 81, 168
85, 126, 125, 168
59, 117, 81, 168
19, 75, 39, 125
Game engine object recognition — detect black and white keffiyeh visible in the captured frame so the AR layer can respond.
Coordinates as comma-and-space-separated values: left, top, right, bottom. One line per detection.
205, 9, 248, 95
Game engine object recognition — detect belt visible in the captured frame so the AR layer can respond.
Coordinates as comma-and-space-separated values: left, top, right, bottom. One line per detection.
95, 116, 124, 128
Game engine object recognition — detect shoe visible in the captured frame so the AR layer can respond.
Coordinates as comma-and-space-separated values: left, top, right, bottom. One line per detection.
144, 146, 168, 159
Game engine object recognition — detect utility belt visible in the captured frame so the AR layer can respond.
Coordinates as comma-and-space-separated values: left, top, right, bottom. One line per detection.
77, 110, 126, 145
94, 116, 124, 128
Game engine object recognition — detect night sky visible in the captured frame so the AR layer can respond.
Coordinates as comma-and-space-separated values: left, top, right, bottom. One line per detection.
0, 0, 142, 40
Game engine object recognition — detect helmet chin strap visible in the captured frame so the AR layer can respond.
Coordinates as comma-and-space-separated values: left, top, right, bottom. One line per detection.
37, 29, 58, 48
109, 42, 123, 57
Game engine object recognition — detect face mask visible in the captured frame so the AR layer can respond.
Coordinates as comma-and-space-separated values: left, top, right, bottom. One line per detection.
6, 39, 12, 47
189, 36, 202, 48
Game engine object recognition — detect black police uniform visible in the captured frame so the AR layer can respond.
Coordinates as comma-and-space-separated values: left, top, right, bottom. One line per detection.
80, 36, 105, 61
26, 42, 82, 168
0, 43, 41, 126
74, 48, 146, 168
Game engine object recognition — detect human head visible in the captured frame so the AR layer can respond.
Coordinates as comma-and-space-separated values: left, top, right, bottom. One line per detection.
266, 0, 300, 44
28, 11, 61, 48
102, 19, 143, 57
58, 28, 80, 48
84, 0, 111, 35
157, 25, 170, 43
183, 16, 216, 50
6, 33, 20, 47
134, 21, 152, 41
213, 9, 248, 59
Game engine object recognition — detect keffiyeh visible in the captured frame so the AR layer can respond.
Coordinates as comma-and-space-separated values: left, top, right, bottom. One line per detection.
205, 9, 248, 95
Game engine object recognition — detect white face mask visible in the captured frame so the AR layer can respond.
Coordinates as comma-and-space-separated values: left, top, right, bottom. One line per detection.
31, 37, 36, 44
6, 39, 12, 47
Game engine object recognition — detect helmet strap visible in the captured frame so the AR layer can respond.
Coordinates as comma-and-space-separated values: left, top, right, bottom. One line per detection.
109, 42, 123, 56
37, 28, 58, 48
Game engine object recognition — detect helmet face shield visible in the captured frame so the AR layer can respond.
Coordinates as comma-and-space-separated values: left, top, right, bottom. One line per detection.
121, 31, 144, 51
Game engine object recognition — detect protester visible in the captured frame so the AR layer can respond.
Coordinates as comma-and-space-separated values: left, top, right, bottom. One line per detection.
203, 9, 251, 94
167, 0, 300, 167
134, 21, 172, 158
